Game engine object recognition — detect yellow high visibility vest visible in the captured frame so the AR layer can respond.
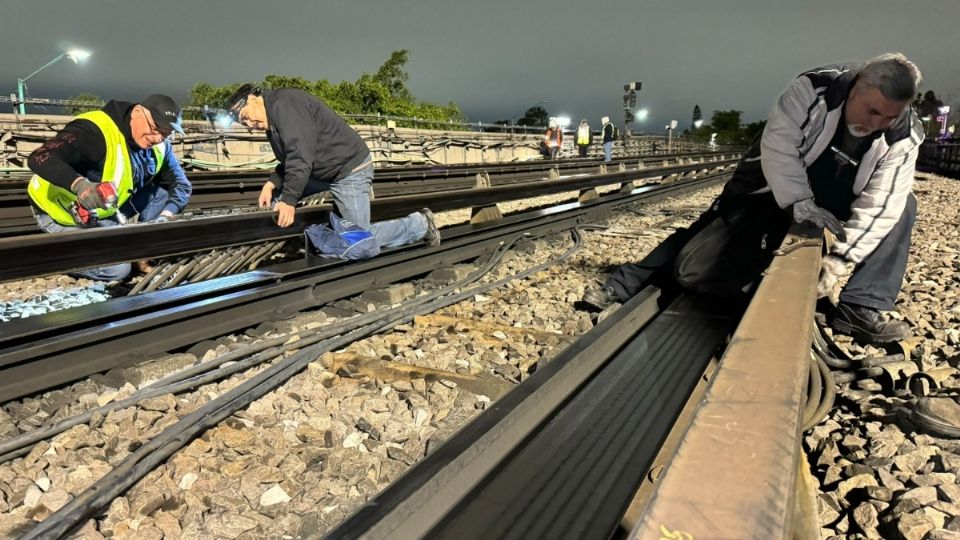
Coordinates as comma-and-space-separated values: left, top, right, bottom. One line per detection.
27, 110, 165, 226
577, 126, 590, 145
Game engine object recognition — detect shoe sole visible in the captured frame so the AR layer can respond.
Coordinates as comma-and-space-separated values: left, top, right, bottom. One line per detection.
911, 409, 960, 438
829, 318, 910, 345
421, 209, 441, 247
581, 292, 614, 311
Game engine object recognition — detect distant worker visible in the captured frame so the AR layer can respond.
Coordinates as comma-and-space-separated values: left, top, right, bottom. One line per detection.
576, 119, 592, 157
225, 85, 440, 256
544, 118, 563, 160
601, 116, 615, 162
27, 95, 192, 281
584, 53, 924, 348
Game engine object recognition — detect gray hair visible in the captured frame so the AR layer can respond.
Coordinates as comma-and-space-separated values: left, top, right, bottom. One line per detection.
857, 53, 923, 102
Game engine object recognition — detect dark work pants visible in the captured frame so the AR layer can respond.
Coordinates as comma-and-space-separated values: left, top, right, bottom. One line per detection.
578, 145, 589, 157
603, 194, 757, 300
839, 193, 916, 311
604, 192, 914, 308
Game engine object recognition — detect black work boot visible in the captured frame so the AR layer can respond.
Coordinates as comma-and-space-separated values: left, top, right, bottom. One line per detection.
828, 302, 911, 345
911, 397, 960, 438
582, 285, 619, 311
421, 208, 441, 247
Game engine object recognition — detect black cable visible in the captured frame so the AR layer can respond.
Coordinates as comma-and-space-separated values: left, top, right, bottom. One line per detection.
25, 229, 584, 539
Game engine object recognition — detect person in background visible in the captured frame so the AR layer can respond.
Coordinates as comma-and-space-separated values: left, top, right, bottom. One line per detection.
544, 118, 563, 160
601, 116, 615, 162
576, 118, 592, 157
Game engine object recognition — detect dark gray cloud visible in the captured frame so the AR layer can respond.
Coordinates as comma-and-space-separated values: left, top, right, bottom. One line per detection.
2, 0, 958, 130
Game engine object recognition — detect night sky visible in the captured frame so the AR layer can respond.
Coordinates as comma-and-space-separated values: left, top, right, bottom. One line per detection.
2, 0, 958, 130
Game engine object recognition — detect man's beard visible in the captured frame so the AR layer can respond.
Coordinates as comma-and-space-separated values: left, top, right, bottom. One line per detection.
846, 123, 872, 137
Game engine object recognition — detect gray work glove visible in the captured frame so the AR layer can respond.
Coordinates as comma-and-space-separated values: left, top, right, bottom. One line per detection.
817, 255, 854, 300
70, 177, 110, 211
793, 198, 846, 242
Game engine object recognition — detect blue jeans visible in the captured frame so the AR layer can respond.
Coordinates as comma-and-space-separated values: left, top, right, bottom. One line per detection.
301, 159, 427, 248
839, 193, 916, 311
603, 141, 613, 162
127, 183, 169, 222
30, 184, 172, 281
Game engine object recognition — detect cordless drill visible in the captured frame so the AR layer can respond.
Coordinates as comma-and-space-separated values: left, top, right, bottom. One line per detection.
70, 182, 119, 227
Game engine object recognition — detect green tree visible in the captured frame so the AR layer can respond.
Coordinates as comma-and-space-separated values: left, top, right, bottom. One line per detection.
66, 92, 104, 115
186, 49, 464, 127
517, 105, 548, 127
708, 110, 747, 144
742, 120, 767, 143
374, 49, 413, 102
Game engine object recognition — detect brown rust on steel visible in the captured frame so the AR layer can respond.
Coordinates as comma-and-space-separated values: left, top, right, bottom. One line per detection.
414, 314, 573, 344
324, 352, 513, 400
633, 226, 821, 540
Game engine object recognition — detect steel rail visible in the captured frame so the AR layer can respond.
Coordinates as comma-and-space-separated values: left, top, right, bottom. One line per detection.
0, 158, 736, 283
0, 151, 736, 237
0, 171, 730, 402
329, 286, 740, 539
632, 224, 822, 540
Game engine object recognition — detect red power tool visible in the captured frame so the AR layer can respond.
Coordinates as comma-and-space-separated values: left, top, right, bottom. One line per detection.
70, 182, 119, 227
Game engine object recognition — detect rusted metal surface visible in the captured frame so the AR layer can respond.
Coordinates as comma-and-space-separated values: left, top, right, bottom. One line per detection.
632, 225, 822, 540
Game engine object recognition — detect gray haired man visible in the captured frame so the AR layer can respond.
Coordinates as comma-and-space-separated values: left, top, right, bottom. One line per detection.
585, 53, 924, 346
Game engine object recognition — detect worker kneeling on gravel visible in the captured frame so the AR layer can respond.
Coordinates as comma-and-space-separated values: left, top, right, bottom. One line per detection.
26, 95, 193, 281
584, 53, 924, 347
224, 85, 440, 257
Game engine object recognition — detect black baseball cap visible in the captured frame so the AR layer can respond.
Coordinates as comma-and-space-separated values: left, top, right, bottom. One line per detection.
141, 94, 184, 135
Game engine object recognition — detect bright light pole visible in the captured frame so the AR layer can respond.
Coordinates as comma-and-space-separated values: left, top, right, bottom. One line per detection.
16, 49, 91, 114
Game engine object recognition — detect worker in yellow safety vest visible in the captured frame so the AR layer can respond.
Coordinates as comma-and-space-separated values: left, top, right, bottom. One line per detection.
576, 119, 593, 157
26, 95, 193, 281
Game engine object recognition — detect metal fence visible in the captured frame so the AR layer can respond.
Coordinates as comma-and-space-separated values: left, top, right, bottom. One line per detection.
918, 140, 960, 177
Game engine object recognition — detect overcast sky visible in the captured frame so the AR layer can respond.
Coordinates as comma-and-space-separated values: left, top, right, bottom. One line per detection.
2, 0, 958, 130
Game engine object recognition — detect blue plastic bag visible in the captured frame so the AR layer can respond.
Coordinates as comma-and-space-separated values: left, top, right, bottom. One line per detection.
304, 213, 380, 260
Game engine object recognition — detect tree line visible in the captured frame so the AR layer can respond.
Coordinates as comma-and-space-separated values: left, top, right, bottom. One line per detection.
68, 50, 466, 128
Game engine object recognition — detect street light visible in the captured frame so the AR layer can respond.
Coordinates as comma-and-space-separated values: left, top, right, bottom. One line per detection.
693, 119, 704, 129
636, 108, 649, 121
15, 48, 92, 114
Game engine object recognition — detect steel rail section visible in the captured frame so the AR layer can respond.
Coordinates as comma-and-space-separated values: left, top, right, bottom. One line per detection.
328, 286, 665, 539
0, 173, 729, 402
632, 225, 821, 540
0, 159, 735, 283
0, 152, 737, 237
329, 292, 739, 539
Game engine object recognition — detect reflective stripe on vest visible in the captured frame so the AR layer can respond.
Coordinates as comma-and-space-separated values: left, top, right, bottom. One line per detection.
27, 110, 165, 226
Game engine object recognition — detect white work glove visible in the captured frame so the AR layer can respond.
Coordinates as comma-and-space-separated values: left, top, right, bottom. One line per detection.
150, 211, 176, 223
793, 198, 846, 243
817, 255, 854, 300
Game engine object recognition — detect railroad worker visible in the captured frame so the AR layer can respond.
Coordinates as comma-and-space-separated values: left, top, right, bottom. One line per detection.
576, 119, 592, 157
26, 95, 192, 281
224, 84, 440, 252
544, 118, 563, 160
583, 53, 924, 346
601, 116, 615, 162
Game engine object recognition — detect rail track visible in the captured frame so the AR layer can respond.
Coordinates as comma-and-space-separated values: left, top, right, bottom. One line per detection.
0, 151, 734, 237
0, 188, 824, 539
1, 148, 824, 539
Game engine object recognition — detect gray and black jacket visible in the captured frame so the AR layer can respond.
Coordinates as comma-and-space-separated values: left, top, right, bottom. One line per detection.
725, 63, 923, 264
264, 89, 370, 205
